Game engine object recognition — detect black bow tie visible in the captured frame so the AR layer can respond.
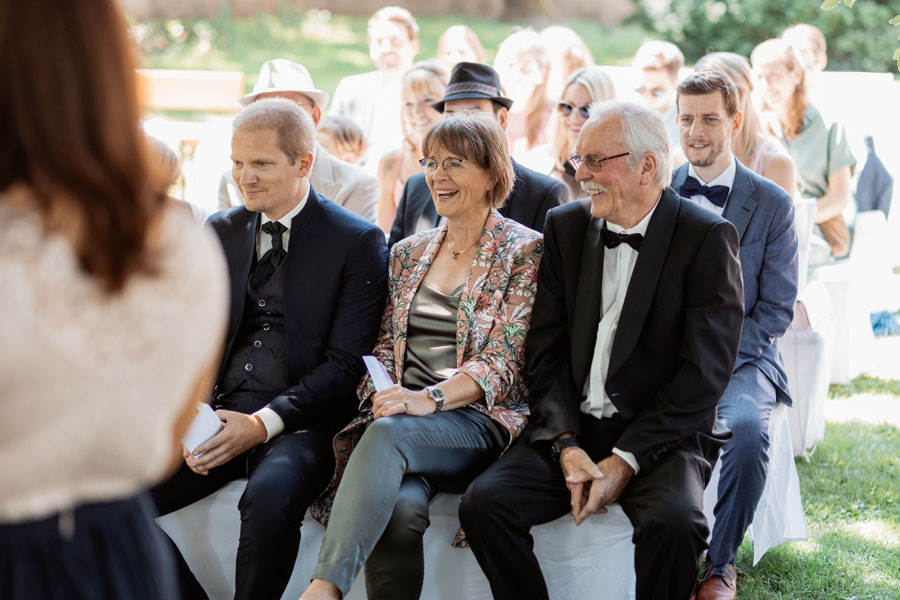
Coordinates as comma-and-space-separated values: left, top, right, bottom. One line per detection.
251, 221, 287, 289
679, 175, 730, 208
600, 226, 643, 251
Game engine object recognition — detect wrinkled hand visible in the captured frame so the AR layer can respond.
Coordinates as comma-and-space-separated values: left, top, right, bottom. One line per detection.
185, 410, 267, 475
372, 385, 435, 419
562, 451, 634, 525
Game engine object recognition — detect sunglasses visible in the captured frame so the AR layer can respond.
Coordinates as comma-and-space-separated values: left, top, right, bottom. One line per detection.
557, 101, 591, 119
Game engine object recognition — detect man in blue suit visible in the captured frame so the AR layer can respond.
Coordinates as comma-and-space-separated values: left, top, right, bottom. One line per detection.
153, 98, 388, 600
672, 71, 798, 600
388, 62, 566, 247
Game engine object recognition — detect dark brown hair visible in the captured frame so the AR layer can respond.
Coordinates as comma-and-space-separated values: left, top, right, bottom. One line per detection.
676, 70, 740, 118
0, 0, 161, 292
421, 113, 514, 209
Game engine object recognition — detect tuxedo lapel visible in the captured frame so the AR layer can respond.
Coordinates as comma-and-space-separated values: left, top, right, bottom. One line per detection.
570, 217, 605, 388
607, 189, 679, 378
722, 161, 758, 242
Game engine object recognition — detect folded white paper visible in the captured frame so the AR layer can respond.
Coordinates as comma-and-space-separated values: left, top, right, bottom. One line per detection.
363, 355, 394, 392
182, 403, 224, 453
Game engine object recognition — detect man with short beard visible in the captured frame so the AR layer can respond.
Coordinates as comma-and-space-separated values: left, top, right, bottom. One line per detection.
672, 70, 798, 600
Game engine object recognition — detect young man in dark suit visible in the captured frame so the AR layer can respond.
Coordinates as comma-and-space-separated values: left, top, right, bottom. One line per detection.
459, 101, 744, 600
152, 98, 388, 600
388, 62, 566, 247
673, 70, 798, 600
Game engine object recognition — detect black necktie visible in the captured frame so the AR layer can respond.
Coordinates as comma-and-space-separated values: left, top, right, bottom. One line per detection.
679, 175, 730, 208
600, 226, 643, 251
251, 221, 287, 289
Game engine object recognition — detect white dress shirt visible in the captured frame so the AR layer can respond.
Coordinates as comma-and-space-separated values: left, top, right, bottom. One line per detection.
253, 186, 309, 441
684, 153, 737, 216
582, 199, 660, 474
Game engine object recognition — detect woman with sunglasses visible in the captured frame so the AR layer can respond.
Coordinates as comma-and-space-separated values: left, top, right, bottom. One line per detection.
548, 66, 616, 202
301, 113, 542, 600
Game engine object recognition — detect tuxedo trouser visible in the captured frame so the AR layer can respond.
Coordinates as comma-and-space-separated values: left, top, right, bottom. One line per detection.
312, 408, 508, 598
151, 428, 334, 600
707, 364, 777, 566
459, 412, 712, 600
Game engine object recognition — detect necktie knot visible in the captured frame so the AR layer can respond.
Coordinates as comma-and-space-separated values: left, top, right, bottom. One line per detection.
600, 226, 643, 251
679, 175, 730, 208
262, 221, 287, 251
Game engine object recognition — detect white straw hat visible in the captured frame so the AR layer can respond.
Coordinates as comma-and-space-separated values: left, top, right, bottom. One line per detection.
239, 59, 329, 109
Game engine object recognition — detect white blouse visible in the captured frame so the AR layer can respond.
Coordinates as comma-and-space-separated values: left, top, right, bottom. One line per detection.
0, 201, 228, 522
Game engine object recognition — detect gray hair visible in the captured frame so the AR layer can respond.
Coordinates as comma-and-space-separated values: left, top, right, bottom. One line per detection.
232, 98, 315, 165
587, 100, 671, 188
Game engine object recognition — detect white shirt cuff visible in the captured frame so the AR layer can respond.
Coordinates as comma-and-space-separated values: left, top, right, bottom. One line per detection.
253, 407, 284, 442
612, 447, 640, 475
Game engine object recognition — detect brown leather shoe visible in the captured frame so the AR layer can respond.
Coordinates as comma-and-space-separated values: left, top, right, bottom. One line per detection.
696, 562, 737, 600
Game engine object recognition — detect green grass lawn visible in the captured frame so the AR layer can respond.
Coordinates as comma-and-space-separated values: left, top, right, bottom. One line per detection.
135, 10, 648, 101
737, 419, 900, 599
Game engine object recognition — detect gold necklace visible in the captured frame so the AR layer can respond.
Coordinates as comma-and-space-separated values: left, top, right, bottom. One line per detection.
448, 239, 479, 260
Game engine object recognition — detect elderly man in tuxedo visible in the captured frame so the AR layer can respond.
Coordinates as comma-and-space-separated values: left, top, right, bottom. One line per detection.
388, 62, 566, 246
459, 101, 744, 600
673, 70, 798, 600
153, 98, 388, 600
218, 59, 378, 224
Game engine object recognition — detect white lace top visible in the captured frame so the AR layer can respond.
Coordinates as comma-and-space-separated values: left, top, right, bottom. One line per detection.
0, 201, 228, 522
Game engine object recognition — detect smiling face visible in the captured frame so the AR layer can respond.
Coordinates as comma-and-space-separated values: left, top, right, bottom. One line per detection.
754, 57, 802, 111
560, 81, 593, 147
574, 116, 657, 228
677, 91, 741, 179
401, 83, 443, 146
231, 127, 311, 220
424, 143, 494, 220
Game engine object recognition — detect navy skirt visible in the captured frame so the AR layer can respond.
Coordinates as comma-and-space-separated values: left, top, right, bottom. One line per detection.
0, 493, 178, 600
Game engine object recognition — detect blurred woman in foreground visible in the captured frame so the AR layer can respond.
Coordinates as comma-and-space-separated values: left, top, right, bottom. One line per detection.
0, 1, 228, 598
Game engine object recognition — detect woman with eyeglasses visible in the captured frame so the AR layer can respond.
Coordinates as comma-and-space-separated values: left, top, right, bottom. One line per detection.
300, 113, 542, 600
376, 61, 450, 233
544, 66, 617, 202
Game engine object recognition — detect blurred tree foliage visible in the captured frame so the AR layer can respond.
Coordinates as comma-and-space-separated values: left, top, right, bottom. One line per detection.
633, 0, 899, 72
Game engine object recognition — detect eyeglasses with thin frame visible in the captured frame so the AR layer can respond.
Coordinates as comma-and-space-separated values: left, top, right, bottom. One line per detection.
557, 101, 591, 119
419, 157, 466, 175
568, 152, 631, 172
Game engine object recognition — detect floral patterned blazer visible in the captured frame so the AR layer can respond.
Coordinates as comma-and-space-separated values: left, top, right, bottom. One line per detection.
310, 209, 543, 525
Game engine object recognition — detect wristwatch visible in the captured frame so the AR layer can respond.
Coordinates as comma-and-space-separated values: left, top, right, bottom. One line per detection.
425, 385, 445, 412
551, 436, 580, 461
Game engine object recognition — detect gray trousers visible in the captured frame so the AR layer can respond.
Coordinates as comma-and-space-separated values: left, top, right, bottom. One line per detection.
313, 408, 507, 598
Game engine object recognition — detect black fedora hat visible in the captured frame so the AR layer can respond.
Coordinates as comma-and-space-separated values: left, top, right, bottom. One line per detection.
430, 62, 513, 113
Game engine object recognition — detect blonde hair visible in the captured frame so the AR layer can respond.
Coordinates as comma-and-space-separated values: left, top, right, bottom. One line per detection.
400, 61, 450, 149
437, 25, 485, 68
233, 98, 315, 164
146, 136, 181, 196
751, 39, 807, 139
551, 66, 616, 169
367, 6, 419, 44
494, 30, 551, 149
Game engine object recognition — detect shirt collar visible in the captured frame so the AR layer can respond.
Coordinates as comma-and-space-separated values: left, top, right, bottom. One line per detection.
605, 192, 661, 236
687, 153, 736, 190
259, 184, 310, 231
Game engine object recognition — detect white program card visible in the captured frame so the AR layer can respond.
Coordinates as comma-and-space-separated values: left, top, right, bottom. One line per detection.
363, 355, 394, 392
182, 403, 224, 453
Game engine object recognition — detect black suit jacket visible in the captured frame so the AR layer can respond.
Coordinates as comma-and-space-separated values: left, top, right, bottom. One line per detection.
208, 186, 388, 434
526, 188, 744, 472
388, 159, 566, 248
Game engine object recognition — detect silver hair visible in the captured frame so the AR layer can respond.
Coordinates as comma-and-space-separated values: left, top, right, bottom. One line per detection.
232, 98, 315, 164
587, 100, 671, 188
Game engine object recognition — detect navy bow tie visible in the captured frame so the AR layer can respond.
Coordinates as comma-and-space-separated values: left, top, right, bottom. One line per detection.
679, 176, 730, 208
600, 226, 643, 251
